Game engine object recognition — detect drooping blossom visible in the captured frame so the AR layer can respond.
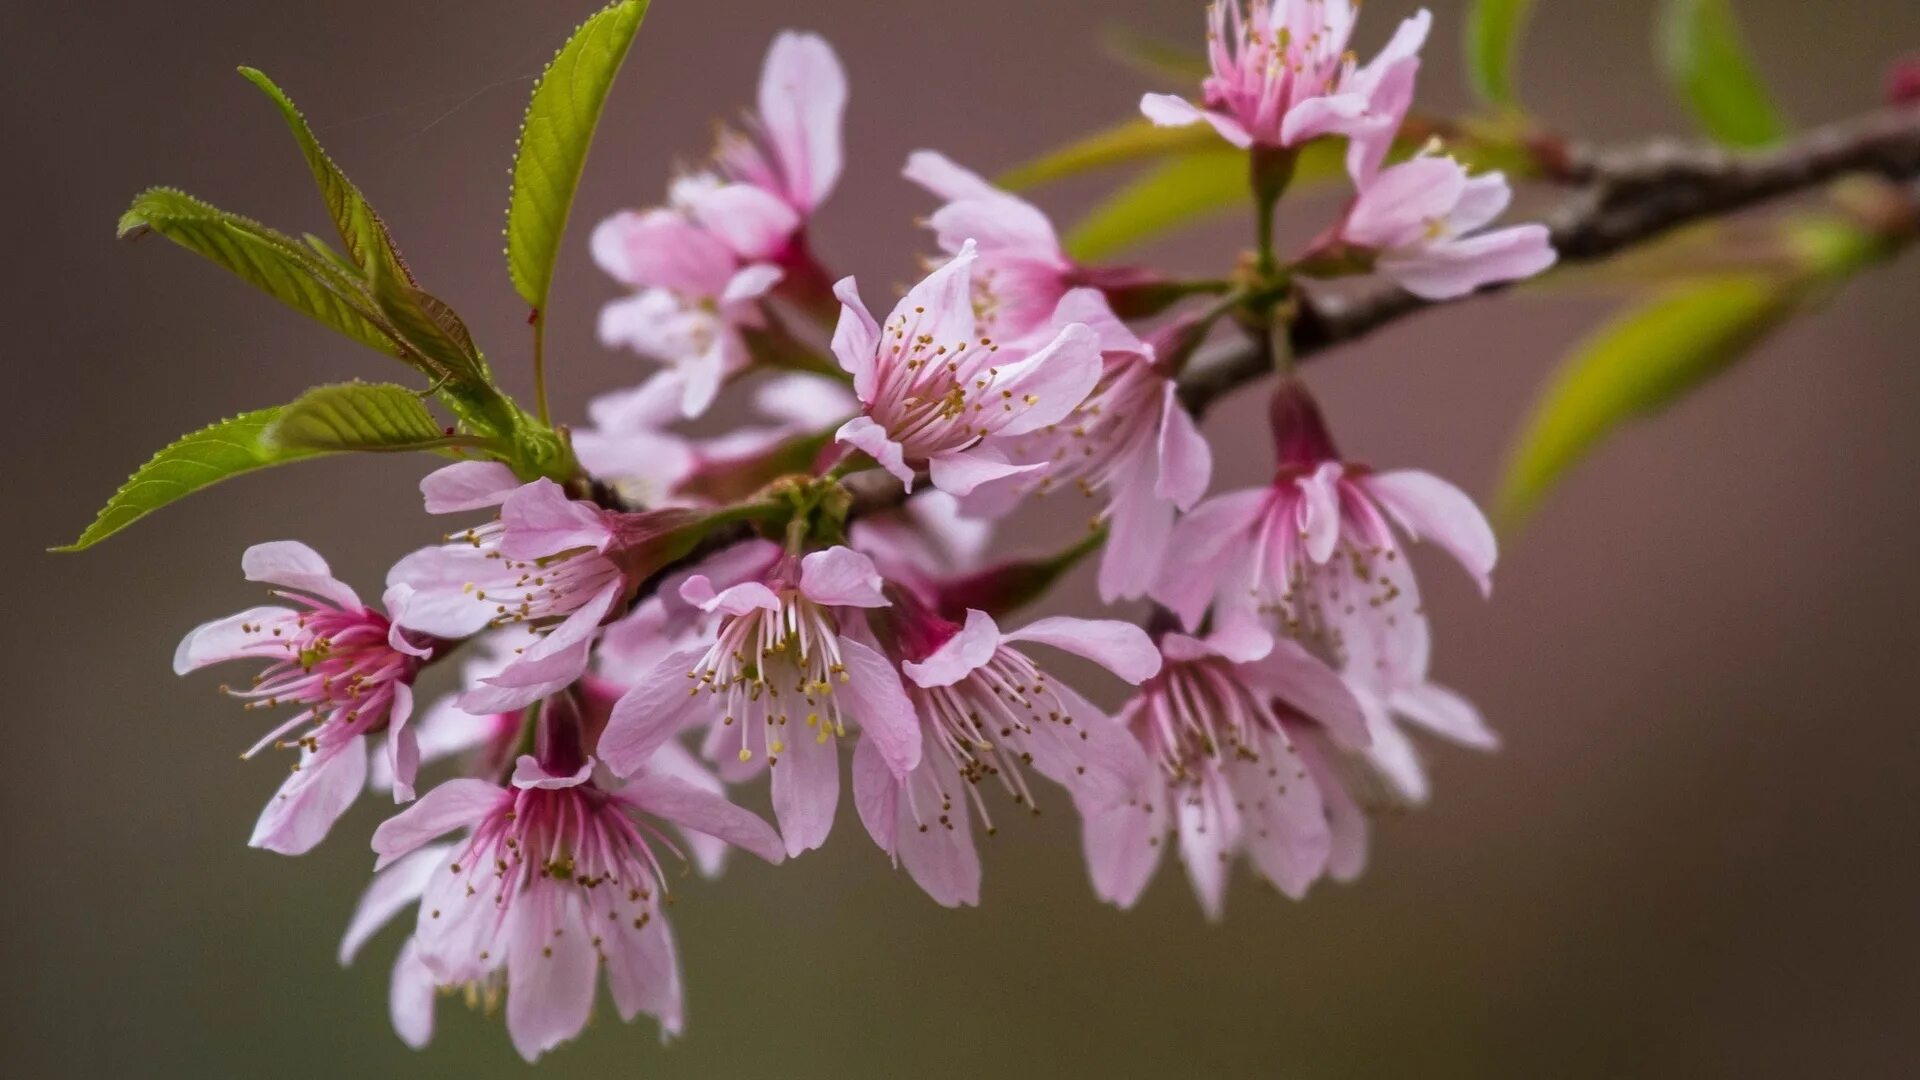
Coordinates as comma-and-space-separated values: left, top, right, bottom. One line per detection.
591, 209, 783, 418
175, 541, 431, 854
903, 151, 1074, 340
853, 602, 1158, 906
959, 289, 1212, 602
831, 241, 1103, 497
599, 546, 920, 857
1078, 622, 1369, 917
1333, 151, 1556, 299
1141, 0, 1431, 179
369, 741, 785, 1061
1152, 379, 1497, 690
387, 463, 702, 714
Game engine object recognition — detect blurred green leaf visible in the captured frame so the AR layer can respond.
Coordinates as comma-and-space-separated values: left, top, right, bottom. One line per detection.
507, 0, 650, 310
56, 409, 326, 551
1466, 0, 1537, 107
1658, 0, 1788, 148
999, 119, 1220, 191
1498, 274, 1791, 524
268, 382, 475, 454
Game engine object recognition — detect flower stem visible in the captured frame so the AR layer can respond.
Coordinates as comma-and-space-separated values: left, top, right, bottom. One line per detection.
1249, 146, 1299, 278
531, 310, 552, 427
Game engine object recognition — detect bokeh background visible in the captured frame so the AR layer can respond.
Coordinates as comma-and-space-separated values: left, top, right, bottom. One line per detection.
6, 1, 1919, 1076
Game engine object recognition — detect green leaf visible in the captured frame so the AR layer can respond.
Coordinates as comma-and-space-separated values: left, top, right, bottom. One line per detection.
999, 119, 1220, 191
1658, 0, 1788, 148
1497, 274, 1791, 524
1064, 149, 1248, 261
240, 68, 489, 389
55, 409, 327, 551
268, 382, 469, 453
1466, 0, 1536, 107
507, 0, 650, 310
120, 187, 399, 358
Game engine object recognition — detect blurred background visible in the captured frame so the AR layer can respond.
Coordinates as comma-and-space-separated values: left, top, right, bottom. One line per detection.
5, 1, 1919, 1075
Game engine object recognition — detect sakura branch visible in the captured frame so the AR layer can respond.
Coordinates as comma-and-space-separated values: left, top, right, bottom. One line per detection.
68, 0, 1917, 1064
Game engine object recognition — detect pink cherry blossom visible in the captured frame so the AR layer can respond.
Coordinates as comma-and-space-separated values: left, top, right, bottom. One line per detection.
959, 289, 1213, 602
388, 464, 702, 714
1078, 623, 1368, 917
903, 151, 1074, 340
711, 31, 847, 239
175, 541, 431, 854
853, 603, 1157, 906
1152, 381, 1497, 689
1336, 152, 1556, 299
831, 242, 1103, 497
1141, 0, 1430, 176
369, 754, 783, 1061
598, 546, 920, 857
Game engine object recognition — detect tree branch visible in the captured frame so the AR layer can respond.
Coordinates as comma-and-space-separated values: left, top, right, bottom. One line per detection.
1180, 104, 1920, 418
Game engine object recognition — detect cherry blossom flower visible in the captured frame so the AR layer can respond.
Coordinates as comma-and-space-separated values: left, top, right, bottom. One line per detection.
704, 32, 847, 252
831, 241, 1103, 497
1078, 623, 1368, 917
960, 289, 1212, 602
370, 747, 784, 1061
1335, 151, 1556, 299
590, 208, 783, 418
175, 541, 431, 854
387, 463, 702, 715
853, 603, 1157, 906
1141, 0, 1431, 179
903, 151, 1074, 340
1152, 380, 1497, 689
598, 546, 920, 857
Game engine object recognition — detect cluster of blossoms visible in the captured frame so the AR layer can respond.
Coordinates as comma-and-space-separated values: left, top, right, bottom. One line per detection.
173, 4, 1548, 1060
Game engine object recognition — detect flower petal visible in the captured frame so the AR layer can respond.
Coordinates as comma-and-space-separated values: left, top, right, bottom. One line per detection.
840, 638, 922, 776
799, 546, 888, 608
340, 842, 451, 966
389, 939, 439, 1050
420, 461, 521, 514
1389, 680, 1499, 750
836, 415, 915, 489
1154, 380, 1212, 510
1004, 617, 1162, 684
1247, 638, 1370, 749
251, 737, 369, 856
1078, 776, 1166, 909
601, 647, 710, 777
927, 445, 1046, 498
756, 30, 847, 211
769, 711, 840, 856
901, 609, 1001, 688
851, 735, 899, 858
683, 182, 801, 262
1380, 223, 1557, 300
1362, 469, 1498, 596
243, 541, 361, 610
497, 480, 613, 559
895, 757, 981, 907
829, 277, 880, 399
506, 891, 598, 1062
624, 772, 786, 865
371, 777, 501, 870
989, 322, 1103, 436
173, 606, 297, 674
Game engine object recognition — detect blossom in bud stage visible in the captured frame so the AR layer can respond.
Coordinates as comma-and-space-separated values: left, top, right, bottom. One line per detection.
903, 150, 1075, 340
591, 208, 784, 418
854, 603, 1158, 906
369, 753, 784, 1061
388, 463, 703, 714
831, 241, 1103, 497
1141, 1, 1430, 178
1153, 380, 1497, 691
599, 546, 920, 857
1336, 151, 1557, 299
1078, 623, 1369, 917
175, 541, 431, 854
960, 289, 1213, 602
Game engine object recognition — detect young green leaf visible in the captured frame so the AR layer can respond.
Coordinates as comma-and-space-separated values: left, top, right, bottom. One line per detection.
1497, 274, 1791, 525
506, 0, 650, 310
998, 119, 1220, 192
120, 187, 399, 358
55, 409, 328, 551
1658, 0, 1788, 149
1065, 149, 1250, 262
1466, 0, 1537, 107
268, 382, 473, 453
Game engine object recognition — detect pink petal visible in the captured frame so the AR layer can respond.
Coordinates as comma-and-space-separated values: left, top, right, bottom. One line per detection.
1139, 92, 1204, 129
1175, 784, 1236, 920
896, 757, 981, 907
383, 545, 499, 638
829, 277, 880, 399
682, 182, 801, 262
250, 737, 369, 856
886, 240, 978, 353
1079, 777, 1166, 909
371, 778, 501, 870
602, 900, 682, 1030
420, 460, 520, 514
836, 415, 916, 488
1447, 172, 1515, 235
1247, 638, 1370, 749
1049, 287, 1143, 354
851, 736, 899, 857
900, 608, 1002, 689
498, 480, 613, 559
600, 647, 709, 777
1389, 680, 1499, 750
769, 709, 841, 856
756, 30, 847, 211
1362, 469, 1498, 596
243, 541, 362, 610
1154, 381, 1212, 510
389, 939, 438, 1050
1380, 223, 1557, 299
380, 586, 433, 660
1023, 680, 1150, 809
1298, 463, 1345, 564
1200, 616, 1275, 665
1292, 726, 1371, 882
339, 842, 450, 966
1226, 731, 1330, 899
1004, 617, 1161, 684
385, 682, 420, 802
1363, 695, 1430, 804
588, 208, 735, 296
506, 891, 598, 1062
1278, 90, 1370, 147
679, 577, 781, 616
901, 149, 999, 202
1151, 488, 1271, 629
926, 446, 1045, 498
173, 605, 296, 674
624, 772, 786, 865
751, 372, 858, 427
509, 755, 595, 791
798, 546, 888, 608
1098, 450, 1174, 603
990, 322, 1103, 435
1344, 156, 1469, 251
840, 638, 922, 776
587, 372, 688, 432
